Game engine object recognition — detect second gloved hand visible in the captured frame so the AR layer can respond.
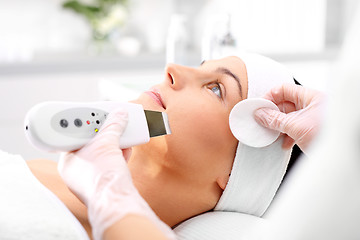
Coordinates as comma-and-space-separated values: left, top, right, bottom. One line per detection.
58, 108, 176, 240
254, 84, 326, 152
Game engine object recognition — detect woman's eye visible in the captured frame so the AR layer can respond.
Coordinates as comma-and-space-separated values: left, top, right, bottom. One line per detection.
210, 83, 222, 98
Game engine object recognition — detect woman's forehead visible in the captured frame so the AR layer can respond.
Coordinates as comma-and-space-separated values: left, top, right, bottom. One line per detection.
201, 56, 247, 80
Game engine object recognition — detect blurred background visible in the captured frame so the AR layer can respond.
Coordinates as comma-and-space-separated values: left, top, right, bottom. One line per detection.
0, 0, 358, 161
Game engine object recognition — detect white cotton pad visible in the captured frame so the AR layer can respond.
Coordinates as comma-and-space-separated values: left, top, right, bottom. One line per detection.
229, 98, 280, 148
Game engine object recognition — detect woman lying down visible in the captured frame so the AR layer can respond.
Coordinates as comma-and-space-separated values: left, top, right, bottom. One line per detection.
0, 53, 322, 240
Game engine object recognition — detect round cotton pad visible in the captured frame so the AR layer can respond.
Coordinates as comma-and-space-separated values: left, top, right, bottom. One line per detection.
229, 98, 280, 148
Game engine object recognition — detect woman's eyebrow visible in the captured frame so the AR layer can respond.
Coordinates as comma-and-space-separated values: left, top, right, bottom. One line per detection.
216, 67, 243, 98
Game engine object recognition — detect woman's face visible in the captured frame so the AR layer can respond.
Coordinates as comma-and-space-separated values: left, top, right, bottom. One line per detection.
132, 56, 248, 205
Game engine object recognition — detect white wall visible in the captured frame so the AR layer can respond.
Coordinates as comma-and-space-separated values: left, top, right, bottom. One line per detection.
0, 0, 91, 62
0, 0, 177, 62
199, 0, 327, 55
1, 0, 352, 62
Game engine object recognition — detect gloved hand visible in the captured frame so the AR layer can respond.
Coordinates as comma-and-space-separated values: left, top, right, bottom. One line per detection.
254, 83, 326, 152
58, 108, 176, 240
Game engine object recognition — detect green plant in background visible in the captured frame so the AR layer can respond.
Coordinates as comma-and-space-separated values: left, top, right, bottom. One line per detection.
62, 0, 129, 41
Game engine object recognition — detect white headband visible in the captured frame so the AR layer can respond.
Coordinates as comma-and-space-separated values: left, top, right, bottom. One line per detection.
214, 52, 294, 216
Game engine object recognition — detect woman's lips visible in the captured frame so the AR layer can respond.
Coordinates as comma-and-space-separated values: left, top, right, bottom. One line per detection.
144, 90, 166, 109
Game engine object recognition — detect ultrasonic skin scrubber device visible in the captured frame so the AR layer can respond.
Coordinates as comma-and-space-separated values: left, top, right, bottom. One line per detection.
24, 101, 171, 152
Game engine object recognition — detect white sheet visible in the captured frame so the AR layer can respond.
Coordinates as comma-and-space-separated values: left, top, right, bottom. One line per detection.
0, 150, 89, 240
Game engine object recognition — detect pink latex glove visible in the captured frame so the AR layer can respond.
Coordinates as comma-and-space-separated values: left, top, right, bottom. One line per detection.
58, 108, 176, 240
254, 83, 326, 152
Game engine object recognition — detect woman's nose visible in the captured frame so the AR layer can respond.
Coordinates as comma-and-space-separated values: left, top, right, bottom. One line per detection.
164, 63, 199, 90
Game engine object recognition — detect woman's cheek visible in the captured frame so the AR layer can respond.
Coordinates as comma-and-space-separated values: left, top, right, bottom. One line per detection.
179, 110, 228, 144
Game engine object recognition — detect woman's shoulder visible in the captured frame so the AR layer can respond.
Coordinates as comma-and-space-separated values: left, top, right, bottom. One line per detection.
27, 159, 92, 239
27, 159, 66, 196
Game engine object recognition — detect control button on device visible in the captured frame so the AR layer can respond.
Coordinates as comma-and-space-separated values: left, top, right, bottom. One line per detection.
96, 120, 100, 124
59, 119, 69, 128
74, 118, 83, 127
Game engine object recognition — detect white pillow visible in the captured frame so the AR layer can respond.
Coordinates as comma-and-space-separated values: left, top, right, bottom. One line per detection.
174, 211, 267, 240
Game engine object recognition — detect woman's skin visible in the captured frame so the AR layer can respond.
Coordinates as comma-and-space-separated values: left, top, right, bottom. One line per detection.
27, 56, 248, 239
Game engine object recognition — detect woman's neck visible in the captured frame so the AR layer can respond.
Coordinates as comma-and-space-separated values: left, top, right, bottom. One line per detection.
127, 147, 210, 227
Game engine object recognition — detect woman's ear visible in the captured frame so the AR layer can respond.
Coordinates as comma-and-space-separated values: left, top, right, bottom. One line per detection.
216, 174, 230, 190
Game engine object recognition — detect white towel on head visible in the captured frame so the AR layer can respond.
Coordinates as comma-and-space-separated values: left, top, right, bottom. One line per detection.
214, 52, 294, 216
241, 52, 294, 99
214, 136, 291, 216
